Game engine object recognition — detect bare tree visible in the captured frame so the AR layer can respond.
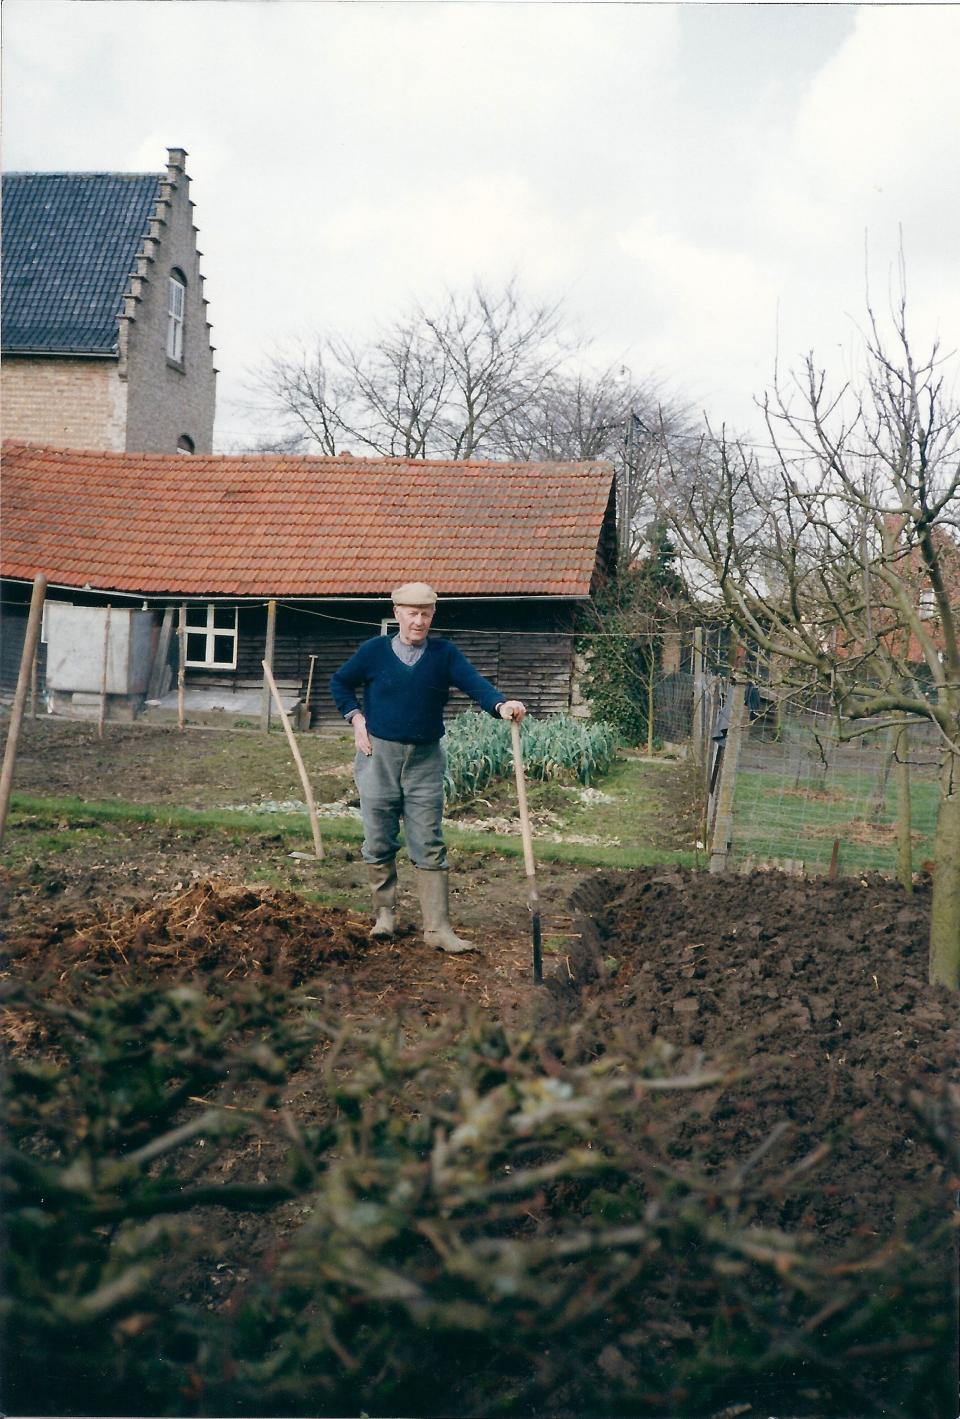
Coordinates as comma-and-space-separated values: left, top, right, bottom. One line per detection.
250, 281, 570, 461
249, 282, 692, 564
670, 292, 960, 987
495, 362, 694, 562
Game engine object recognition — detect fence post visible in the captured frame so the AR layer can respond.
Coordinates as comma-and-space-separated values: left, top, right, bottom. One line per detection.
261, 600, 277, 732
98, 605, 111, 740
0, 574, 47, 847
692, 626, 705, 764
709, 680, 747, 874
894, 717, 913, 892
177, 605, 186, 731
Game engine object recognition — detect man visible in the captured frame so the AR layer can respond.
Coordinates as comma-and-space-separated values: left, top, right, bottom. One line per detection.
330, 582, 526, 953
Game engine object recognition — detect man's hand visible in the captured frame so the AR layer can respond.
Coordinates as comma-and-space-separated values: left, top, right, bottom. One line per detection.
497, 700, 527, 722
352, 712, 373, 755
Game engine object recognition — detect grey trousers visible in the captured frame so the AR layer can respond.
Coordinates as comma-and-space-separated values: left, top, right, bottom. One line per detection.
355, 734, 446, 869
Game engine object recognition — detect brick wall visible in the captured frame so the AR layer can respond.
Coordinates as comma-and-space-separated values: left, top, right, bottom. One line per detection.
122, 150, 217, 454
0, 356, 127, 449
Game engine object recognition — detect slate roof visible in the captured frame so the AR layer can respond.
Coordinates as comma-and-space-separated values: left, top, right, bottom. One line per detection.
1, 442, 616, 598
2, 173, 161, 354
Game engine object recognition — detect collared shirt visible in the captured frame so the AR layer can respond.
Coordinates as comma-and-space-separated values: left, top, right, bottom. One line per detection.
390, 635, 426, 667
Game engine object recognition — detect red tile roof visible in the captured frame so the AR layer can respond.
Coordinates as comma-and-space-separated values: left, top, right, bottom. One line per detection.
1, 442, 615, 598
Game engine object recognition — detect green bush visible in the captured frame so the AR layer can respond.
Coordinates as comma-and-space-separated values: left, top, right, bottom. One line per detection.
578, 532, 687, 746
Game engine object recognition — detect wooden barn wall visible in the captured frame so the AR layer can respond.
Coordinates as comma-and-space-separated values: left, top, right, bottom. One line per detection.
188, 600, 578, 727
0, 584, 578, 727
1, 586, 50, 696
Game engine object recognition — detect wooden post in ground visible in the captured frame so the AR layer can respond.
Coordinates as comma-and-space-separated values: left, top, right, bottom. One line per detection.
148, 606, 175, 700
0, 574, 47, 848
894, 717, 913, 892
692, 626, 705, 763
261, 600, 277, 732
708, 680, 747, 874
828, 838, 841, 878
262, 660, 323, 859
177, 605, 186, 731
98, 605, 112, 739
298, 654, 317, 731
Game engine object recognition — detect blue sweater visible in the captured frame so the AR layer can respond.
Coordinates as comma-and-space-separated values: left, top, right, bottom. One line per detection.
330, 636, 504, 743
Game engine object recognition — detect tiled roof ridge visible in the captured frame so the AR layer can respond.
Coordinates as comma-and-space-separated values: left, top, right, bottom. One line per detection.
4, 170, 161, 179
1, 439, 611, 471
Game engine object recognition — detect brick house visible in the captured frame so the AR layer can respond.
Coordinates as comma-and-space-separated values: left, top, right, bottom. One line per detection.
1, 148, 216, 454
1, 443, 616, 723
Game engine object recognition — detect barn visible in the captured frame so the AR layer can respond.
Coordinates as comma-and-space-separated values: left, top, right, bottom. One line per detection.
1, 441, 616, 726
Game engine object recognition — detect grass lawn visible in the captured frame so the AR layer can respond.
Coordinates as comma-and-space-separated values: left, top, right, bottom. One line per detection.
731, 767, 939, 874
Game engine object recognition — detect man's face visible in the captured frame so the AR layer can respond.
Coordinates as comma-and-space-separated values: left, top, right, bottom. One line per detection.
394, 603, 434, 644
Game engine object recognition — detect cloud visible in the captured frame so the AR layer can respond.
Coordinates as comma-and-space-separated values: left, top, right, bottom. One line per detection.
3, 1, 956, 449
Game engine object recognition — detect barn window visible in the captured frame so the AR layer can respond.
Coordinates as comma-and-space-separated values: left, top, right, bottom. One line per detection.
184, 604, 237, 668
167, 271, 186, 363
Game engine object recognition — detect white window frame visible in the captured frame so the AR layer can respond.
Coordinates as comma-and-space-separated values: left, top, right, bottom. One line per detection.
918, 588, 937, 619
167, 273, 186, 362
380, 618, 398, 636
184, 604, 238, 669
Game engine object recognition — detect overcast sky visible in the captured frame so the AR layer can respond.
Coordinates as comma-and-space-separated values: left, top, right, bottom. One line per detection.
3, 0, 958, 453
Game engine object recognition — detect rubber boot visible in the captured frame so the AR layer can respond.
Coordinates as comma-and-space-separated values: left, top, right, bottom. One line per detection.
415, 868, 477, 954
366, 860, 397, 939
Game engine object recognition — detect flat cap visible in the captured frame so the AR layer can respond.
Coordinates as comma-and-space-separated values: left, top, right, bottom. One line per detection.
391, 581, 437, 606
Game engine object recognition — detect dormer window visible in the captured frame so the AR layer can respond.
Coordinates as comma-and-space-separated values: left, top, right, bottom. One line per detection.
167, 271, 186, 363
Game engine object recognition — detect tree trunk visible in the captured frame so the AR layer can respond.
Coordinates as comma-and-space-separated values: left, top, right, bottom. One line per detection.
894, 719, 912, 893
929, 746, 960, 989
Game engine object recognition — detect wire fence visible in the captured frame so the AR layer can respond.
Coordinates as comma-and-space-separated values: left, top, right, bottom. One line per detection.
704, 688, 942, 879
2, 599, 946, 884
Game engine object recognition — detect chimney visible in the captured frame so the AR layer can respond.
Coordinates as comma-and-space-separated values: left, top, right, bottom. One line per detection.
166, 147, 188, 178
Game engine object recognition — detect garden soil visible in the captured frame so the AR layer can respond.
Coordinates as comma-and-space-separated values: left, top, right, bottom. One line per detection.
2, 720, 958, 1417
4, 863, 956, 1247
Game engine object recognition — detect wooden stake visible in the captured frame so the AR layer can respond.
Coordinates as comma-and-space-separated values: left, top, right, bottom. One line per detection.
692, 626, 705, 763
298, 653, 317, 731
261, 599, 277, 732
709, 680, 747, 874
510, 718, 543, 984
177, 605, 186, 731
0, 575, 47, 847
148, 606, 175, 700
262, 660, 323, 859
828, 838, 840, 879
894, 718, 913, 893
98, 604, 112, 739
